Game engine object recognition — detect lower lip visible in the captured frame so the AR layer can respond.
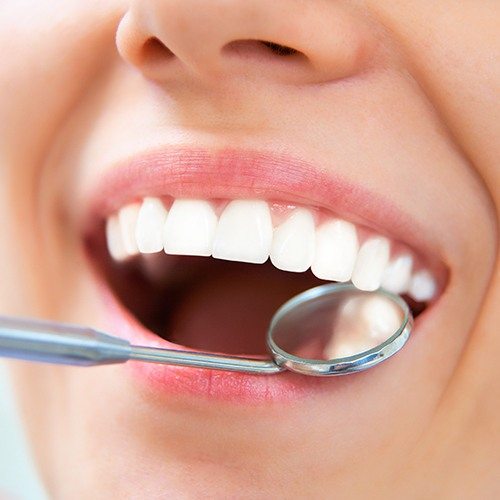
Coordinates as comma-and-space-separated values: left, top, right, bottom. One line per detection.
96, 280, 363, 404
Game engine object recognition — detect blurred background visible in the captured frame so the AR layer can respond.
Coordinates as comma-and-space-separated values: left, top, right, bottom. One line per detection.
0, 362, 47, 499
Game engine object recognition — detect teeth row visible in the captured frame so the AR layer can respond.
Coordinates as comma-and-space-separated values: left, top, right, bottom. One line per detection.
105, 198, 437, 301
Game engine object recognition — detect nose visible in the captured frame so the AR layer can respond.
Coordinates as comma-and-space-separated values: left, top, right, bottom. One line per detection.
116, 0, 373, 85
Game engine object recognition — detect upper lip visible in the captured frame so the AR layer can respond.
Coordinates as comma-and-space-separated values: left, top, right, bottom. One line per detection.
81, 145, 445, 281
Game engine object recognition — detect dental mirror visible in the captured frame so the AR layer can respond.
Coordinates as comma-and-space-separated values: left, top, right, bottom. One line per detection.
267, 283, 412, 375
0, 283, 413, 376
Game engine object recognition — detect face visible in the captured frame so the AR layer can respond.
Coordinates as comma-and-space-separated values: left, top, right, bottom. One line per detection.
1, 0, 498, 497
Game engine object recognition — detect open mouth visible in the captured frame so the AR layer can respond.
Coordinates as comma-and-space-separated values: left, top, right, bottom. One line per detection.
83, 150, 442, 362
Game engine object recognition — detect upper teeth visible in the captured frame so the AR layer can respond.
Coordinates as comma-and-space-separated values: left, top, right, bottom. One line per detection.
105, 197, 437, 301
164, 199, 218, 257
311, 219, 359, 282
271, 207, 315, 273
135, 197, 168, 253
213, 200, 273, 264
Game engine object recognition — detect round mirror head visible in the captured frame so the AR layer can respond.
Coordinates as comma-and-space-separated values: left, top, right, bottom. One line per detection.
267, 283, 413, 376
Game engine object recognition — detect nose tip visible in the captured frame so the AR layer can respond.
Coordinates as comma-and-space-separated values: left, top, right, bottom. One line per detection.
116, 0, 374, 85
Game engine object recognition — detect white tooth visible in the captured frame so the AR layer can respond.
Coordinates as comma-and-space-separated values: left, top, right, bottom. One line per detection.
311, 219, 359, 282
105, 215, 128, 261
408, 270, 436, 302
135, 197, 168, 253
212, 199, 273, 264
270, 208, 315, 272
164, 199, 218, 256
118, 203, 141, 256
381, 254, 413, 294
351, 237, 390, 291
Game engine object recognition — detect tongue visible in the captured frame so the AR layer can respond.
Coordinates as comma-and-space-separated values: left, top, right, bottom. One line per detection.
165, 260, 321, 355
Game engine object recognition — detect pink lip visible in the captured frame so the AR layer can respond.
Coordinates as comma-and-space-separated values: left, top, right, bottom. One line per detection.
82, 146, 443, 404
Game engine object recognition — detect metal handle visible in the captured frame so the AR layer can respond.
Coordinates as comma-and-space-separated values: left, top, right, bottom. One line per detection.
130, 346, 283, 374
0, 316, 131, 366
0, 315, 283, 373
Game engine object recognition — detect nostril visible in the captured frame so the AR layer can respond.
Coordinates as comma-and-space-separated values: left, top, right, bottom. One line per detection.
223, 39, 308, 62
140, 37, 175, 65
260, 41, 299, 57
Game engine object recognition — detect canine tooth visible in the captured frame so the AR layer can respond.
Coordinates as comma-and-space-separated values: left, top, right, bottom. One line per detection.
212, 200, 273, 264
351, 237, 390, 291
135, 197, 168, 253
164, 199, 218, 256
118, 203, 141, 255
381, 254, 413, 294
270, 208, 315, 272
105, 215, 128, 261
408, 270, 436, 301
311, 219, 359, 282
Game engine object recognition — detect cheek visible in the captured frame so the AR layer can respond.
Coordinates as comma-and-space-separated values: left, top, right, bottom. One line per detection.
0, 8, 125, 469
0, 2, 124, 315
0, 1, 122, 158
8, 362, 66, 492
370, 0, 500, 205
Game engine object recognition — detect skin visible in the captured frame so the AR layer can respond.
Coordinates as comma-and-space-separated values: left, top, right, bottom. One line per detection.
0, 0, 499, 498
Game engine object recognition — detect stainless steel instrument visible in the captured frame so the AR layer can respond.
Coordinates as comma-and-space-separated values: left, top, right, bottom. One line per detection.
0, 283, 412, 376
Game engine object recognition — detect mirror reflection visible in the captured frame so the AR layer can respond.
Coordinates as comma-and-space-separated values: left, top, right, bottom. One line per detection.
270, 289, 404, 361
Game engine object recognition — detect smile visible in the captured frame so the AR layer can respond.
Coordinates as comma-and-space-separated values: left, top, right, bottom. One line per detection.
82, 147, 446, 402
